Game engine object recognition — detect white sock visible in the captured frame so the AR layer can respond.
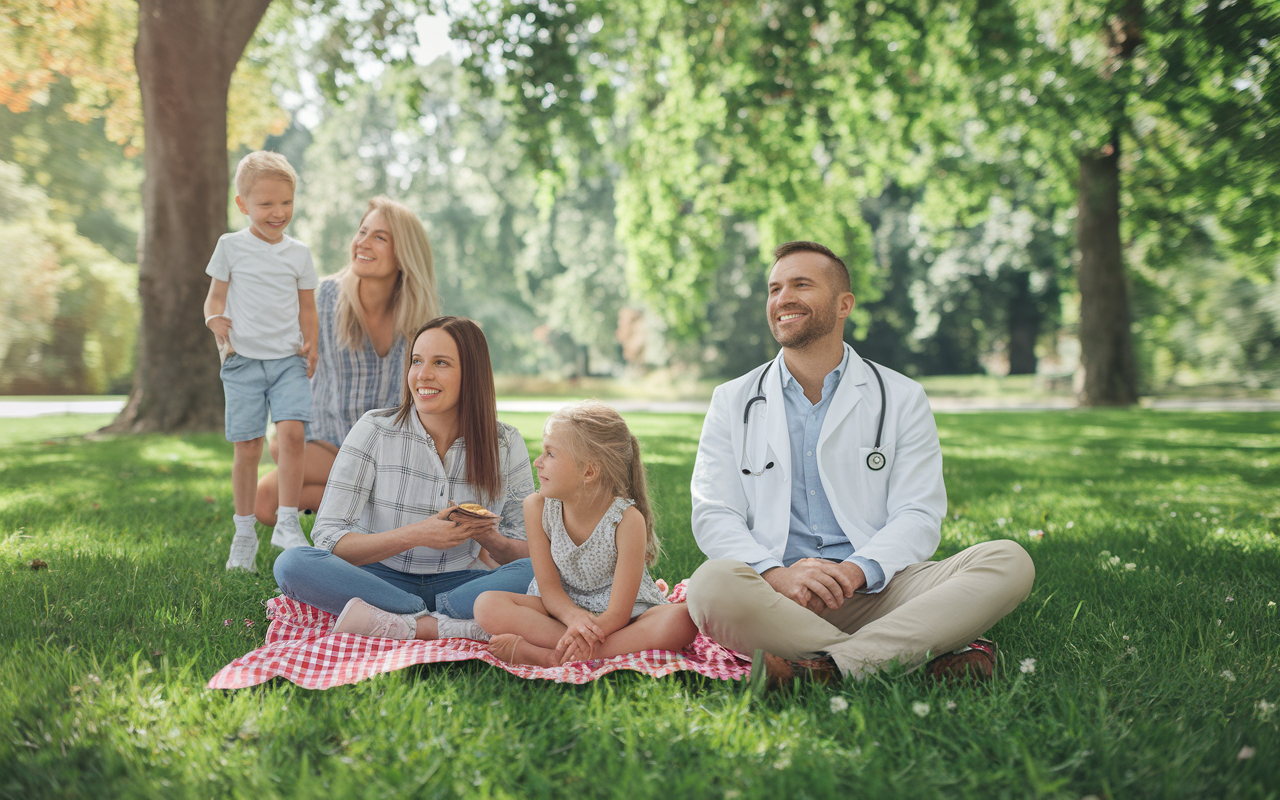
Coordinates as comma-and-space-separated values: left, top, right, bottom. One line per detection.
233, 514, 257, 538
276, 506, 300, 526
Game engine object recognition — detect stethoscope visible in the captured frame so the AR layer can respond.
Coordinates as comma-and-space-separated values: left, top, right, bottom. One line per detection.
741, 357, 888, 476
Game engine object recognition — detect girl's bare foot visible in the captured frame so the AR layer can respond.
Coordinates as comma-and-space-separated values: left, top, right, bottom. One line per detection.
488, 634, 557, 667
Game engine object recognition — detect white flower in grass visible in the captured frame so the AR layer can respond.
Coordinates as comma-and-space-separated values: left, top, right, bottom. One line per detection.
1013, 484, 1022, 493
1218, 527, 1226, 534
1020, 658, 1037, 674
1066, 521, 1075, 529
1028, 529, 1044, 539
997, 518, 1007, 527
829, 696, 849, 713
1122, 635, 1129, 640
1256, 700, 1277, 721
946, 701, 957, 711
1238, 746, 1255, 761
1124, 563, 1136, 571
1109, 556, 1121, 566
1222, 670, 1236, 682
1225, 596, 1234, 603
912, 702, 930, 718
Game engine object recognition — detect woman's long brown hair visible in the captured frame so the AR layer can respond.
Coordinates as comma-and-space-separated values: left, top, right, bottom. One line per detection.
392, 317, 501, 502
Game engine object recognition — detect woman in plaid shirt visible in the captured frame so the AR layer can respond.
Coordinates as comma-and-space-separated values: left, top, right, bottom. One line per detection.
272, 317, 536, 641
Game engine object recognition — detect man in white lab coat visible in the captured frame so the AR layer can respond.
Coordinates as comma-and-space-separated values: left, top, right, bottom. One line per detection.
686, 241, 1035, 686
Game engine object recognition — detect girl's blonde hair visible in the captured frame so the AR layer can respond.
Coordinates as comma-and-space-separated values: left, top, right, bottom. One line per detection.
332, 196, 440, 350
545, 401, 660, 565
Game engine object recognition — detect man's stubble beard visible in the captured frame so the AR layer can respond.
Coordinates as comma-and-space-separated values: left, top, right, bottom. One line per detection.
769, 298, 840, 350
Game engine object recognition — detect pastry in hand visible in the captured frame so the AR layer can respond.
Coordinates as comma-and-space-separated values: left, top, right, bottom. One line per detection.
448, 503, 498, 521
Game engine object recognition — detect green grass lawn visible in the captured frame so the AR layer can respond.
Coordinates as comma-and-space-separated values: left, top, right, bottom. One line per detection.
0, 410, 1277, 798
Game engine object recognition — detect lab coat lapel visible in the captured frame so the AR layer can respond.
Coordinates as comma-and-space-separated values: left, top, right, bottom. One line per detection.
763, 350, 791, 476
818, 345, 868, 449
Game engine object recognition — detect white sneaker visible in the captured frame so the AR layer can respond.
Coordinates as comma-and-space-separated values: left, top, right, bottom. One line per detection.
332, 598, 416, 640
270, 517, 310, 550
225, 534, 258, 571
432, 612, 491, 642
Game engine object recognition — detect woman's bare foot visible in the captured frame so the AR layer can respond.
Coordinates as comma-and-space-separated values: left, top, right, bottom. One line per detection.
488, 634, 557, 667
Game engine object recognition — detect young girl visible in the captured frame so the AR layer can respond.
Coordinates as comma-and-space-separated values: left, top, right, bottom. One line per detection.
474, 402, 698, 666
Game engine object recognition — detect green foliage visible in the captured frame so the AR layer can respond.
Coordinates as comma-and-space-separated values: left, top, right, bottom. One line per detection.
0, 162, 138, 394
449, 0, 1280, 387
0, 78, 142, 264
0, 409, 1278, 796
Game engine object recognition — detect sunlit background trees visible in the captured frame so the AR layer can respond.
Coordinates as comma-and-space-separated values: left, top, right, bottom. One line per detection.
2, 1, 1276, 427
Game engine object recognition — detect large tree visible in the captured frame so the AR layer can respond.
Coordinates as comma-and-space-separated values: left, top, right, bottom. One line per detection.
3, 0, 291, 429
109, 0, 273, 431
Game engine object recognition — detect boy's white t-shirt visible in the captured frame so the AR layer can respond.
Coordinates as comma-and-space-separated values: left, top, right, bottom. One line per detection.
205, 228, 319, 361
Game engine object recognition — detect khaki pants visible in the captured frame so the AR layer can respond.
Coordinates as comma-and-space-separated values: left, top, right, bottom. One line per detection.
685, 540, 1035, 678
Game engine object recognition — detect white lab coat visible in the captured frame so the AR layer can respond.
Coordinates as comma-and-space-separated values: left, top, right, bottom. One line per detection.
690, 344, 947, 588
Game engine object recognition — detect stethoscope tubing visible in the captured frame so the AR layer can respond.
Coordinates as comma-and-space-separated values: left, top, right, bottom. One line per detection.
741, 356, 888, 475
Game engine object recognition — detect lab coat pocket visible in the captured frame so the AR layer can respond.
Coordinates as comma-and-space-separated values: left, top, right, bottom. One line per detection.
859, 446, 893, 528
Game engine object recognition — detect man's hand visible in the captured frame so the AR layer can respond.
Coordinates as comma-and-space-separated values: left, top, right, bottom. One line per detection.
762, 559, 866, 613
206, 315, 232, 348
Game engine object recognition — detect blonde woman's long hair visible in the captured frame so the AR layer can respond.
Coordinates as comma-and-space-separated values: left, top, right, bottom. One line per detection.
333, 196, 440, 350
545, 401, 660, 565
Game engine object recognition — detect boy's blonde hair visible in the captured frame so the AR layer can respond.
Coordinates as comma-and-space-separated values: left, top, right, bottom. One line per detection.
234, 151, 298, 198
544, 401, 660, 565
331, 196, 440, 350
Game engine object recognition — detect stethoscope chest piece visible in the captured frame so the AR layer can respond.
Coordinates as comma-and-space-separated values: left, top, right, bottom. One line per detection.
866, 449, 886, 471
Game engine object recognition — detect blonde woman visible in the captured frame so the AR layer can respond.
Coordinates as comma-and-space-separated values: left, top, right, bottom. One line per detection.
255, 197, 440, 528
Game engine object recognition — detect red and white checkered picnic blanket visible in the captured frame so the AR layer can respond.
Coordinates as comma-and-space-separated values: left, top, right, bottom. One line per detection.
207, 581, 752, 690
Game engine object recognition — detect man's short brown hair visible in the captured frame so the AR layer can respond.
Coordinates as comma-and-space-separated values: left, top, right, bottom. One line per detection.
772, 241, 851, 292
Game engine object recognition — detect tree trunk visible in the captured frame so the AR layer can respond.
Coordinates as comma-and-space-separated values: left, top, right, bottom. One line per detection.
1076, 130, 1138, 405
107, 0, 272, 432
1006, 270, 1038, 375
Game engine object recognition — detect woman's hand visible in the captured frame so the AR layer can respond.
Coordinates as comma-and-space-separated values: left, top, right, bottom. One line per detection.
412, 507, 492, 551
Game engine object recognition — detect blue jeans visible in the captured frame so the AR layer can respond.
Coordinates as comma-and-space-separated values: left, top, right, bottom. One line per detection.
273, 546, 534, 619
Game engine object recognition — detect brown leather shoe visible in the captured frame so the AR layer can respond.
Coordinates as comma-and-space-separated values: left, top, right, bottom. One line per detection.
750, 649, 840, 692
926, 638, 997, 683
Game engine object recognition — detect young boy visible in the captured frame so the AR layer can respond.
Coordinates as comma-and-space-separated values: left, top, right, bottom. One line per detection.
203, 151, 319, 571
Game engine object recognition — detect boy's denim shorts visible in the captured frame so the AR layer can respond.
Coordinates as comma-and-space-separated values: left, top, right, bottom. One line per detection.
220, 353, 312, 442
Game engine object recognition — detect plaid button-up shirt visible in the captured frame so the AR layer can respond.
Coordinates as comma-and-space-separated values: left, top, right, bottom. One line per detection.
311, 408, 535, 574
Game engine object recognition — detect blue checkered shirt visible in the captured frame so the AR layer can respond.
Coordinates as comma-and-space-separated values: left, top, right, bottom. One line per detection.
747, 347, 886, 591
309, 279, 408, 448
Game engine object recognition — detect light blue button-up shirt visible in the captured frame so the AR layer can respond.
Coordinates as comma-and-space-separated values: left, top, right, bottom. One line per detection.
747, 347, 886, 592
